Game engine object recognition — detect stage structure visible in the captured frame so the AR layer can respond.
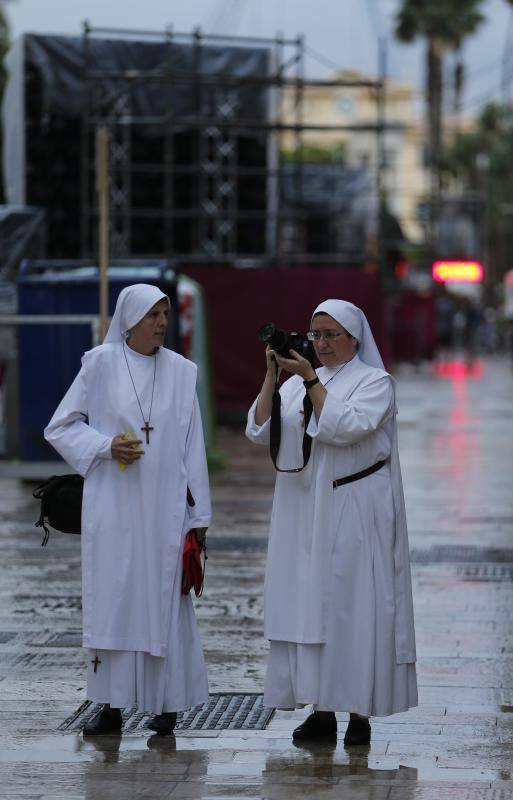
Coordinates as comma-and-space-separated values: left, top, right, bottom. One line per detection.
3, 25, 393, 266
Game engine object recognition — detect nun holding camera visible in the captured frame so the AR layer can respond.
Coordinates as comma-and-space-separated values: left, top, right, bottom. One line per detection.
246, 299, 417, 745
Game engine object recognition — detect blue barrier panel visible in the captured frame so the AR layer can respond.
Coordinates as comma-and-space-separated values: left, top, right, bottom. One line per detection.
17, 261, 178, 461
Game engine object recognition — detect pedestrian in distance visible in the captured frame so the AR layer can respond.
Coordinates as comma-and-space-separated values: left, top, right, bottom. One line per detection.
246, 299, 417, 745
45, 283, 211, 737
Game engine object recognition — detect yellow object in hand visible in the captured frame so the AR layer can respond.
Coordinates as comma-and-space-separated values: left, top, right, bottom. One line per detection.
117, 431, 143, 471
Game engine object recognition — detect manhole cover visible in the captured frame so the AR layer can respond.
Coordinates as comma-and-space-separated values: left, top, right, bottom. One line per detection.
59, 693, 274, 733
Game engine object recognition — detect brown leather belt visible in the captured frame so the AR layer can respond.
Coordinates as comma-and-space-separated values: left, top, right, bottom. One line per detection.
333, 459, 388, 489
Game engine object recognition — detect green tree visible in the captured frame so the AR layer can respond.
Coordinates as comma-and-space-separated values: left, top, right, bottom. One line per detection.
442, 102, 513, 281
395, 1, 486, 241
281, 142, 347, 165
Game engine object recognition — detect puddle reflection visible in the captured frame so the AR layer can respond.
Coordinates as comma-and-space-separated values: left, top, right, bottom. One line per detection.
84, 734, 205, 800
432, 358, 485, 381
146, 733, 177, 752
80, 734, 207, 800
263, 742, 418, 796
80, 733, 122, 763
430, 358, 483, 497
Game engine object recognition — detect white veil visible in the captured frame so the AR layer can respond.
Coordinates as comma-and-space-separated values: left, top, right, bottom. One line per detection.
104, 284, 169, 344
311, 299, 384, 370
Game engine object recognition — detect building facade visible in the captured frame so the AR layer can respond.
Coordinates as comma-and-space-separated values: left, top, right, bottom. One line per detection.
280, 69, 467, 245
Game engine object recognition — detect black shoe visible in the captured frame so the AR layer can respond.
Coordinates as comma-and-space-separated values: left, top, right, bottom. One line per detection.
292, 712, 337, 741
343, 717, 371, 746
147, 712, 177, 736
83, 706, 123, 736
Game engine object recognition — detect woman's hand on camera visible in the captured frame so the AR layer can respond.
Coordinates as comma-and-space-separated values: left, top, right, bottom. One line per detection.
265, 346, 277, 373
274, 349, 316, 380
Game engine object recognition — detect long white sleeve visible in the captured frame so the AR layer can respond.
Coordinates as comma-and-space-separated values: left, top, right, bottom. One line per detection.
184, 395, 211, 529
307, 374, 394, 446
245, 396, 272, 444
44, 367, 113, 477
246, 374, 303, 445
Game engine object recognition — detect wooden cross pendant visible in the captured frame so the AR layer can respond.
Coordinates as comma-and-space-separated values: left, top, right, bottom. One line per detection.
141, 421, 154, 444
91, 653, 102, 673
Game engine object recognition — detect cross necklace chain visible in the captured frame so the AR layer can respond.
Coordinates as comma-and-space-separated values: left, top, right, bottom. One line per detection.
299, 359, 351, 428
322, 359, 351, 387
123, 343, 158, 444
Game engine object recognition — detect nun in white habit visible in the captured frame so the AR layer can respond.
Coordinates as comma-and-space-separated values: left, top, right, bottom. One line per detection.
246, 299, 417, 744
45, 284, 211, 736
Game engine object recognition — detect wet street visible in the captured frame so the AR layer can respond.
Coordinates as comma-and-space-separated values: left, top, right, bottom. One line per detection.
1, 355, 513, 799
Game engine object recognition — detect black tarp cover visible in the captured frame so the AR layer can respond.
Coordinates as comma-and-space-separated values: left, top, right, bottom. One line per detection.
24, 33, 270, 121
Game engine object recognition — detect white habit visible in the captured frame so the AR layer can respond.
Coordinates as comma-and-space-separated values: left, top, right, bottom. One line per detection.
246, 349, 417, 717
45, 286, 211, 714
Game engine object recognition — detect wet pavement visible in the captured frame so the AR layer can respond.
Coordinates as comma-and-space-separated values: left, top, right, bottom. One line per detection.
1, 355, 513, 798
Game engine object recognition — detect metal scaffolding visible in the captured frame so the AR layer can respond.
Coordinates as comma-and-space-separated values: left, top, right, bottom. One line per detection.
80, 23, 391, 265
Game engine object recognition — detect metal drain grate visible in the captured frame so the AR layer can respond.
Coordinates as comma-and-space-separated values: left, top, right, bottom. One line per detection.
59, 693, 274, 733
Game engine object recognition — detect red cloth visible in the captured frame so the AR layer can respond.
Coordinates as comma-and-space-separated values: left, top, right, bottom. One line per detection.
182, 530, 205, 597
180, 265, 385, 413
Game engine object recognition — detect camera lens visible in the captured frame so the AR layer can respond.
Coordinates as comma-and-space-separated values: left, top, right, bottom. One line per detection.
258, 323, 276, 342
258, 323, 287, 351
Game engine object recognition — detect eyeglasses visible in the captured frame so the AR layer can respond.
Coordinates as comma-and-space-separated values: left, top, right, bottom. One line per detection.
307, 330, 344, 342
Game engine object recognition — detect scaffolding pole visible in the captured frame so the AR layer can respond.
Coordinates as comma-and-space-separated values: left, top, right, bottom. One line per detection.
80, 24, 391, 266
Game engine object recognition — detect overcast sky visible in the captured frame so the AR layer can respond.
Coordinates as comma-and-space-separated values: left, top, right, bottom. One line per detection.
5, 0, 513, 114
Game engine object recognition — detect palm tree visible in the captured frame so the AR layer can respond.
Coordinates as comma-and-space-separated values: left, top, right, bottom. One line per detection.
395, 1, 486, 247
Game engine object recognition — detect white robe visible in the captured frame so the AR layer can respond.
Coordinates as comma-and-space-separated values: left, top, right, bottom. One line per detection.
246, 355, 417, 716
45, 342, 211, 713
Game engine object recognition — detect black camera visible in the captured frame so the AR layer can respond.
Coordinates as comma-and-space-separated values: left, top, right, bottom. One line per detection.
258, 322, 315, 365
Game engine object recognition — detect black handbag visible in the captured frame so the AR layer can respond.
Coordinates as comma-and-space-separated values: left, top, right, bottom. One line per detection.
33, 474, 84, 546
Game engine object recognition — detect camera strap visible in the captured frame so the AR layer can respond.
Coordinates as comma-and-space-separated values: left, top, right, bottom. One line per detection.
269, 362, 314, 473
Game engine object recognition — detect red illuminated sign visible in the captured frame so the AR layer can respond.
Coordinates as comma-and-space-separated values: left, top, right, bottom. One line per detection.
432, 260, 484, 283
